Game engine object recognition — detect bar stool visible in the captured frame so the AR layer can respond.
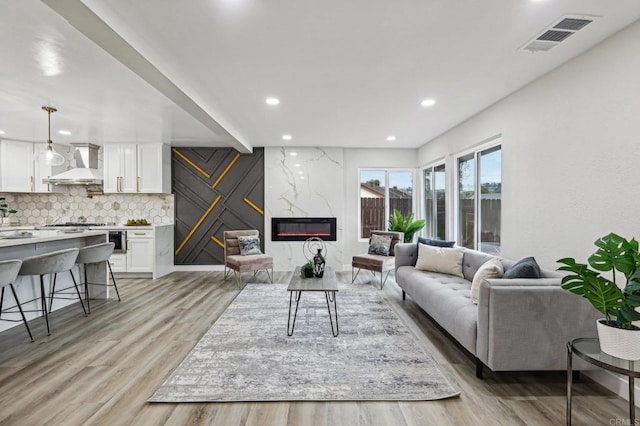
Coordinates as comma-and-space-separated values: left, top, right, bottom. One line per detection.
75, 242, 120, 314
0, 259, 34, 342
18, 248, 83, 336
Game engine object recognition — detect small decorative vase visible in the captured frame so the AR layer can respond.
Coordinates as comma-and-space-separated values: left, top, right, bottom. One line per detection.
313, 248, 325, 278
597, 319, 640, 360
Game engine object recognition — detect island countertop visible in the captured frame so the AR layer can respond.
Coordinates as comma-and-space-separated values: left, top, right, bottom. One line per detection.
0, 229, 108, 248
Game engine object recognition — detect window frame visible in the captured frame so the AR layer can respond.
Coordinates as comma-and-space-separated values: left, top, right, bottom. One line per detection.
357, 167, 416, 242
453, 137, 502, 252
421, 161, 446, 240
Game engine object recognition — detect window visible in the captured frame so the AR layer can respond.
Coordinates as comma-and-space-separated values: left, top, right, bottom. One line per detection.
456, 144, 502, 254
424, 164, 446, 240
359, 169, 414, 239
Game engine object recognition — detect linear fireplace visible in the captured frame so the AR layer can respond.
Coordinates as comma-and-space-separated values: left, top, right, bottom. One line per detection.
271, 217, 337, 241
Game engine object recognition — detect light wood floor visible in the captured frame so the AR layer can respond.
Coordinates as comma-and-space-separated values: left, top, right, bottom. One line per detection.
0, 271, 629, 425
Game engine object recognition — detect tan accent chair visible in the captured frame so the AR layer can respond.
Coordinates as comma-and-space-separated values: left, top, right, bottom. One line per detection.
352, 230, 404, 289
223, 230, 273, 288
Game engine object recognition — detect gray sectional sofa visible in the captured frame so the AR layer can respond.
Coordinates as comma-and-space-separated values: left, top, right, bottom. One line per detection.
394, 243, 600, 378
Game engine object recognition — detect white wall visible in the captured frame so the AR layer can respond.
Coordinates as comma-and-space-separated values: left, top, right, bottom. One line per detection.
264, 147, 418, 270
418, 19, 640, 271
417, 20, 640, 403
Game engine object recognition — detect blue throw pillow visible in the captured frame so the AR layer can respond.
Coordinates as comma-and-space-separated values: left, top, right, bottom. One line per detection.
503, 256, 541, 279
417, 237, 455, 251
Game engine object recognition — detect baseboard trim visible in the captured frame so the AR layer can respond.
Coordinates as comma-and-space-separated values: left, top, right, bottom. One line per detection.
584, 369, 640, 407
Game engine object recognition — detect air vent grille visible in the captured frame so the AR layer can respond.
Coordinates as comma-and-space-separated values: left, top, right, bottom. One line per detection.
537, 30, 574, 42
521, 14, 597, 53
553, 18, 592, 31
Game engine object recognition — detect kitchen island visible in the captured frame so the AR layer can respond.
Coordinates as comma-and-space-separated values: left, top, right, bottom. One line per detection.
0, 229, 109, 333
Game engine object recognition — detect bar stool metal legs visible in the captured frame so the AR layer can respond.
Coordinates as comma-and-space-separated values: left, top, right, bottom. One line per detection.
47, 271, 87, 316
75, 243, 120, 314
18, 248, 80, 336
0, 259, 34, 342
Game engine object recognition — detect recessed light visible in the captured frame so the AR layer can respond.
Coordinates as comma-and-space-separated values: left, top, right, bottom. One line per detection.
282, 134, 292, 140
300, 176, 305, 180
265, 97, 280, 105
289, 152, 297, 156
0, 130, 5, 135
294, 164, 301, 167
298, 171, 303, 175
58, 130, 71, 135
386, 136, 396, 142
421, 99, 436, 107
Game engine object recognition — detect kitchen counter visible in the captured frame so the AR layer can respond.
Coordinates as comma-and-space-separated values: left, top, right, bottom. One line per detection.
0, 229, 109, 334
0, 229, 108, 248
94, 224, 171, 230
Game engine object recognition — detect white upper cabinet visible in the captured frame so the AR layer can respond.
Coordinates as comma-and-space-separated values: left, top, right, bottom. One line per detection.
103, 143, 170, 194
137, 144, 170, 193
0, 141, 64, 193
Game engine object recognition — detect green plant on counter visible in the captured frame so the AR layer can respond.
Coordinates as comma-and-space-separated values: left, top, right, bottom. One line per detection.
388, 208, 426, 243
557, 232, 640, 329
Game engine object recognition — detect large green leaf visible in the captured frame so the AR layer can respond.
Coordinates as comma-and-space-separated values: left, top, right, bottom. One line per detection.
388, 209, 426, 243
588, 233, 636, 279
558, 257, 624, 319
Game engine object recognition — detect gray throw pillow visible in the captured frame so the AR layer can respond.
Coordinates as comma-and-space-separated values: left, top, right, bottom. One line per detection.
238, 235, 262, 255
503, 256, 541, 279
368, 234, 393, 256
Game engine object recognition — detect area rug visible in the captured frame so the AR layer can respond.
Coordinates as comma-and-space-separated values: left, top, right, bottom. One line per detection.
148, 283, 459, 402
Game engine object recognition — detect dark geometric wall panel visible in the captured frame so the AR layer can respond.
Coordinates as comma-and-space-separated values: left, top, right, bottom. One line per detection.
172, 147, 264, 265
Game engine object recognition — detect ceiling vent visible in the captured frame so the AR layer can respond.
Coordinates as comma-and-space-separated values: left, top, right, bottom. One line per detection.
521, 15, 597, 53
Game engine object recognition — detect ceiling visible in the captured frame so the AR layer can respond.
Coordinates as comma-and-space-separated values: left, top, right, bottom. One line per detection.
1, 1, 639, 152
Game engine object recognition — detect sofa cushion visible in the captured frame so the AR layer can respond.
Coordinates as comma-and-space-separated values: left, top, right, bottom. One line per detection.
368, 234, 392, 256
470, 258, 504, 304
503, 256, 541, 279
396, 266, 477, 354
238, 235, 262, 255
462, 250, 498, 282
415, 243, 464, 278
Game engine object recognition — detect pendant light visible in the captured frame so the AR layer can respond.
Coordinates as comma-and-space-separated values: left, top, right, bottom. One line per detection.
40, 106, 65, 166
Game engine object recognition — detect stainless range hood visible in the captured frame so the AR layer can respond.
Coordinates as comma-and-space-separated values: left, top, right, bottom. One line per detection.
43, 143, 103, 185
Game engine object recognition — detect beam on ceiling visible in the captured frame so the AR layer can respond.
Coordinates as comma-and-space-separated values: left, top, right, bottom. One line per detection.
42, 0, 252, 154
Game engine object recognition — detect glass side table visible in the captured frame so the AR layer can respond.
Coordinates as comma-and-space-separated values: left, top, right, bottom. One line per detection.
567, 338, 640, 426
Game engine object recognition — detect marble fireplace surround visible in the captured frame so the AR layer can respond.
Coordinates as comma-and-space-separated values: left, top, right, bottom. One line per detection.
264, 147, 344, 271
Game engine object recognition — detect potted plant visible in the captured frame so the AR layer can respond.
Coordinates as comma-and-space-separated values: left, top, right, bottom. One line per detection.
558, 232, 640, 360
300, 261, 314, 278
388, 208, 426, 243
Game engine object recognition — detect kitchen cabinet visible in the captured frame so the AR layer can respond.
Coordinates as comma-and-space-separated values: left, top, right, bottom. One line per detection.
103, 144, 137, 193
103, 143, 170, 194
126, 229, 153, 273
0, 141, 64, 193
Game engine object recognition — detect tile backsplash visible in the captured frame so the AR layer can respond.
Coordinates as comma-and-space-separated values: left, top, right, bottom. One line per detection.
1, 188, 174, 225
0, 144, 174, 226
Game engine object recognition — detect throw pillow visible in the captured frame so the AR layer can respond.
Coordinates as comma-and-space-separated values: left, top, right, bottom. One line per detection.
238, 235, 262, 255
417, 237, 455, 251
503, 256, 541, 279
414, 243, 465, 278
470, 258, 504, 304
368, 234, 393, 256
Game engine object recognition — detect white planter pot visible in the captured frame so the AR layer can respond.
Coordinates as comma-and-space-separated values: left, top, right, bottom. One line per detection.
596, 319, 640, 360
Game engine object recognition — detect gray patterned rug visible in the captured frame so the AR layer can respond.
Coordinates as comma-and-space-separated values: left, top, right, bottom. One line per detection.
149, 283, 459, 402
